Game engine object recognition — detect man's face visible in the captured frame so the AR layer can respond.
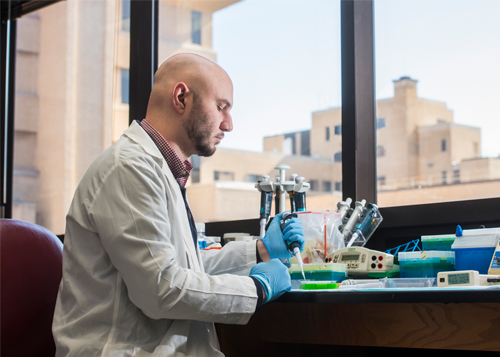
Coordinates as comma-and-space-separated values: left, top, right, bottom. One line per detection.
183, 82, 233, 157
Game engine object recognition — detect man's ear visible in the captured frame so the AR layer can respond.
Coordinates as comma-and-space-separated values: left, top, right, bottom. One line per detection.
172, 82, 189, 114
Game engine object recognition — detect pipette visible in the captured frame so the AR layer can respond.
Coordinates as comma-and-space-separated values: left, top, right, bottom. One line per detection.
281, 212, 305, 280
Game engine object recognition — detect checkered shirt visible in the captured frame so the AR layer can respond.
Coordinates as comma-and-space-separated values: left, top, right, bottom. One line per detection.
139, 119, 193, 187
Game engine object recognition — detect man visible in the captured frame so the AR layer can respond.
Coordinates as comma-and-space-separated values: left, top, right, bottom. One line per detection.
52, 53, 304, 356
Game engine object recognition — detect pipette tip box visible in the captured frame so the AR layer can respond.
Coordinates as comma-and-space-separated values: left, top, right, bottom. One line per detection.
398, 251, 455, 278
289, 263, 347, 283
421, 234, 455, 251
299, 281, 338, 290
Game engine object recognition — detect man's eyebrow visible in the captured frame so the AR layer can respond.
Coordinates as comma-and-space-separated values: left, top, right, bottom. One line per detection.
219, 99, 232, 109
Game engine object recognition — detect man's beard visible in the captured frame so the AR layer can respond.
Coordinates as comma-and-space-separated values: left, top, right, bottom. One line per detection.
184, 97, 217, 157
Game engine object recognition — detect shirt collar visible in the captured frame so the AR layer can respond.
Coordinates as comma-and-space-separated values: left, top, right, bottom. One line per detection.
139, 119, 193, 187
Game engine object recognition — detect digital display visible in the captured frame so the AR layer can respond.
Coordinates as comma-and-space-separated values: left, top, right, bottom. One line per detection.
341, 254, 359, 261
448, 273, 470, 285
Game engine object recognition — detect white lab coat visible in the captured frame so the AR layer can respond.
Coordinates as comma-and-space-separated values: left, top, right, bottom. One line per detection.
52, 121, 259, 357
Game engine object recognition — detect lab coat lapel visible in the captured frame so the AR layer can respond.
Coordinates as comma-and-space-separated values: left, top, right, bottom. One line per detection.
123, 122, 201, 272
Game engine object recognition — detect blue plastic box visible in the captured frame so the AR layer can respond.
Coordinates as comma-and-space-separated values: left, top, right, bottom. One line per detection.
398, 251, 455, 278
451, 228, 500, 274
421, 234, 455, 251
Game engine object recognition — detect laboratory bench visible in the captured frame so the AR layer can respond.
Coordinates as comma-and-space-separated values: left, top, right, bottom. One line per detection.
215, 288, 500, 356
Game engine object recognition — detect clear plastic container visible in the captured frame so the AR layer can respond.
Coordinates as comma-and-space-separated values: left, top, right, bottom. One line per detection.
380, 277, 436, 288
398, 251, 455, 278
421, 234, 455, 251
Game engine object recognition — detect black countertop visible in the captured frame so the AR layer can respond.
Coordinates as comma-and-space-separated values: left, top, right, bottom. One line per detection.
277, 287, 500, 304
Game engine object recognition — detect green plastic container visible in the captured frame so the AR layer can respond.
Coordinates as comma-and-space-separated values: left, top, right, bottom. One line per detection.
299, 281, 338, 290
289, 263, 347, 282
398, 251, 455, 278
421, 234, 455, 251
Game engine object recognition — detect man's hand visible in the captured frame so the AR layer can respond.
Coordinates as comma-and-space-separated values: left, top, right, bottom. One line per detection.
259, 212, 305, 261
250, 259, 291, 303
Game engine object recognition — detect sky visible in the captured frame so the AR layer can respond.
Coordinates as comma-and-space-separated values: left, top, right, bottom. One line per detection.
212, 0, 500, 158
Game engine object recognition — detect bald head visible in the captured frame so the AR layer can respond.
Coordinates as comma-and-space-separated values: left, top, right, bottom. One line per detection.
144, 53, 234, 160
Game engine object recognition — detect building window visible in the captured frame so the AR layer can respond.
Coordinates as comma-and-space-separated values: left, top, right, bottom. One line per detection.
376, 145, 385, 157
334, 125, 342, 135
325, 127, 330, 141
441, 139, 447, 152
122, 0, 130, 31
322, 181, 332, 192
377, 176, 386, 186
121, 69, 129, 104
247, 174, 261, 182
453, 169, 460, 184
334, 181, 342, 191
190, 155, 200, 183
191, 10, 202, 45
334, 151, 342, 163
310, 180, 319, 191
376, 117, 386, 129
442, 171, 448, 185
214, 171, 234, 181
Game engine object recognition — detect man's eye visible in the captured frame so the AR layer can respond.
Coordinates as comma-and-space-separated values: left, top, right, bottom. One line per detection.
217, 104, 224, 112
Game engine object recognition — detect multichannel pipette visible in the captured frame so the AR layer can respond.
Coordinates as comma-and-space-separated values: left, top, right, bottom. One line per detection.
281, 212, 305, 280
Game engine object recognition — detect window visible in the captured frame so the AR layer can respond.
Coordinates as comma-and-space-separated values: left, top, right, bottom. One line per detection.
375, 0, 500, 207
376, 118, 386, 129
191, 10, 202, 45
334, 181, 342, 191
334, 125, 342, 135
247, 174, 261, 182
214, 171, 234, 181
378, 176, 386, 186
191, 155, 200, 183
334, 151, 342, 163
442, 171, 448, 185
325, 127, 330, 141
309, 180, 319, 192
322, 181, 332, 192
122, 0, 131, 31
376, 145, 385, 157
121, 69, 130, 105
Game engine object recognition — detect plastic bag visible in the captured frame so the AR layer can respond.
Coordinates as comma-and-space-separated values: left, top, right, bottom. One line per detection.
290, 210, 345, 264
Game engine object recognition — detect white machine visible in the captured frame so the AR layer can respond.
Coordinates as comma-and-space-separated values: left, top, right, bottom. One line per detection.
326, 246, 399, 278
437, 270, 500, 287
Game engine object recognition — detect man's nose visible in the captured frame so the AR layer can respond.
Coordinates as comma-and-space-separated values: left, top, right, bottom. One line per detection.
220, 114, 233, 132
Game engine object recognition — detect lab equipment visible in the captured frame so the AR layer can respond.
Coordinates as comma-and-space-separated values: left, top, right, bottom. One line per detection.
337, 198, 352, 221
489, 234, 500, 275
452, 226, 500, 274
421, 234, 455, 251
260, 212, 305, 261
337, 199, 383, 247
325, 246, 399, 278
250, 259, 292, 303
255, 164, 310, 218
398, 251, 455, 278
380, 277, 436, 288
341, 199, 366, 243
256, 175, 274, 238
346, 203, 383, 247
437, 270, 500, 287
282, 212, 305, 280
289, 262, 348, 283
385, 239, 421, 255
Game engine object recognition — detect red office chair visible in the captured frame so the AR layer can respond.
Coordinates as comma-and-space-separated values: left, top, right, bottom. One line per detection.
1, 219, 63, 357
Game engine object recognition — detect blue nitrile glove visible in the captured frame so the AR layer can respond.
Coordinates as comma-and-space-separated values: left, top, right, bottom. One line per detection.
250, 259, 291, 303
260, 212, 305, 260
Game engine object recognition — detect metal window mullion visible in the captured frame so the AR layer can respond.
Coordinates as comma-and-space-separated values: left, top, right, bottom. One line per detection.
1, 12, 16, 218
341, 0, 376, 204
129, 0, 159, 125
